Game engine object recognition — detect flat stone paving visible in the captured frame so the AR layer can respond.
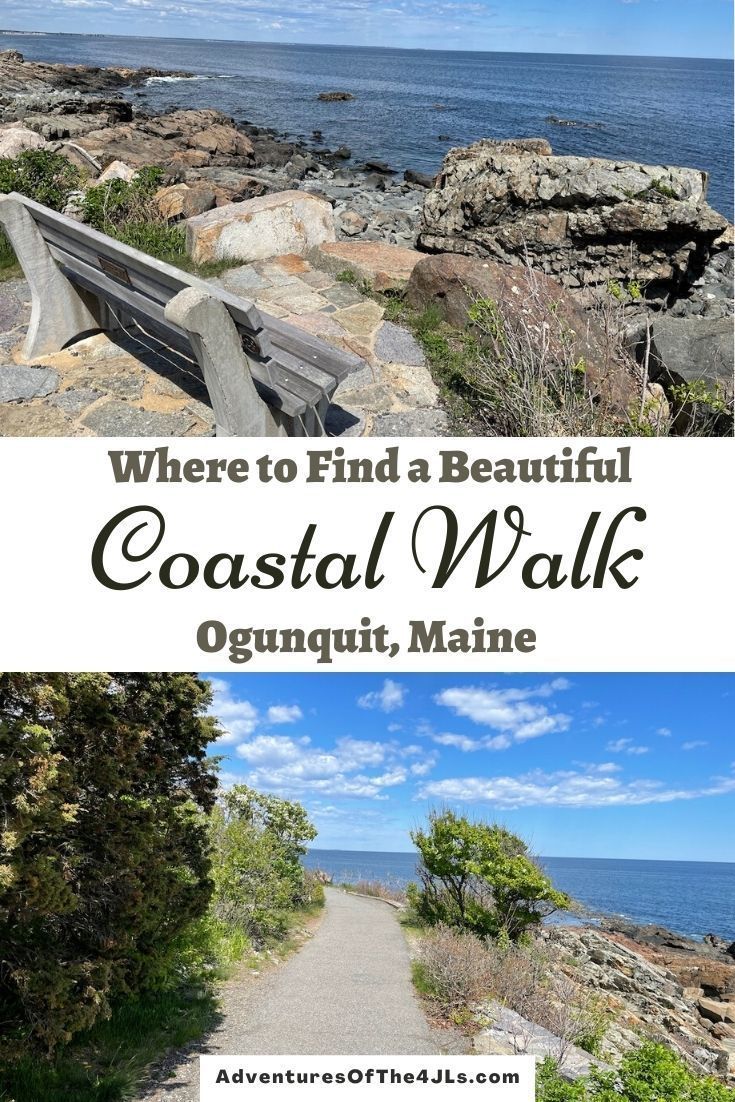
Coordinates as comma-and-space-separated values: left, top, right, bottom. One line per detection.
138, 889, 439, 1102
0, 256, 449, 437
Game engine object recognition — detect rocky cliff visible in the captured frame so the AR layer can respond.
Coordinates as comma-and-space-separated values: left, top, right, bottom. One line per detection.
542, 923, 735, 1081
418, 138, 730, 302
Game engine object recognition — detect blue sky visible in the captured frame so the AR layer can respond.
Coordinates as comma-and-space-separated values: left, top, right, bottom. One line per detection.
203, 674, 735, 861
4, 0, 733, 56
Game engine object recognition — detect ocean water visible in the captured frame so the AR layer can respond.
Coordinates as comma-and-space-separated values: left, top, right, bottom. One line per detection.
304, 848, 735, 941
1, 31, 732, 217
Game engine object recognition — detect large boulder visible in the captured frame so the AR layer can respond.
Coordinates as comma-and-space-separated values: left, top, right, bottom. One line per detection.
406, 251, 645, 414
154, 182, 216, 221
418, 139, 729, 297
188, 124, 253, 158
186, 190, 336, 265
649, 316, 734, 433
0, 126, 46, 158
310, 240, 423, 291
650, 316, 734, 394
77, 109, 253, 170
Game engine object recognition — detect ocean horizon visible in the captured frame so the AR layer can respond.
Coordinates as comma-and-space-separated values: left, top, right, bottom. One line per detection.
2, 30, 732, 217
304, 848, 735, 942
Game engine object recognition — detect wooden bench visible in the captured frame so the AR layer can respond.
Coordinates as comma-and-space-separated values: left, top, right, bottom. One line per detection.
0, 192, 363, 436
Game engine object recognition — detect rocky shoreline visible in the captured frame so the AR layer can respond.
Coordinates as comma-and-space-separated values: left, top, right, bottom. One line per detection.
1, 48, 733, 436
474, 915, 735, 1084
0, 49, 426, 250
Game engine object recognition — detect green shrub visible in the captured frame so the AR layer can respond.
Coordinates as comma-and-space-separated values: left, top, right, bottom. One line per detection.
81, 166, 164, 233
537, 1044, 734, 1101
0, 149, 82, 210
114, 221, 186, 260
409, 810, 570, 941
0, 150, 83, 275
209, 785, 317, 945
0, 673, 219, 1056
301, 869, 326, 909
650, 179, 678, 200
79, 167, 190, 263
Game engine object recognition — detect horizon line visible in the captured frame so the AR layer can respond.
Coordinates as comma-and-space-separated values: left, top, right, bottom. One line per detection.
307, 847, 735, 866
0, 27, 731, 62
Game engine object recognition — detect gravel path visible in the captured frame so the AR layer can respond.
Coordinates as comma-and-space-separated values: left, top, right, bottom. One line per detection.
139, 888, 438, 1100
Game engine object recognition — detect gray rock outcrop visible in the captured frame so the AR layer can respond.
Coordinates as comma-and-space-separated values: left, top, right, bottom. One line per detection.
544, 925, 735, 1080
418, 139, 730, 299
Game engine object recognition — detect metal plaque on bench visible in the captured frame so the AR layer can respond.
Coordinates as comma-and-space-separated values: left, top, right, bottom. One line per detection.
98, 256, 132, 286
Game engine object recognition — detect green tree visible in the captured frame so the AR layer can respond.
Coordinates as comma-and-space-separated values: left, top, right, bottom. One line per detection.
209, 785, 317, 943
0, 673, 218, 1055
409, 810, 570, 940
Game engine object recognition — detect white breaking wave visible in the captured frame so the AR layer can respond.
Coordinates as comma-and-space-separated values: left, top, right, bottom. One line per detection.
144, 75, 211, 84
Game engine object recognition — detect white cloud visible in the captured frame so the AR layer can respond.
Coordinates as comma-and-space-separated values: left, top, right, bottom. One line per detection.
233, 731, 412, 800
372, 769, 407, 787
606, 737, 649, 755
656, 727, 672, 737
358, 679, 407, 713
267, 704, 303, 725
433, 680, 571, 747
432, 731, 485, 752
682, 740, 708, 751
206, 682, 304, 745
419, 764, 735, 810
208, 678, 259, 745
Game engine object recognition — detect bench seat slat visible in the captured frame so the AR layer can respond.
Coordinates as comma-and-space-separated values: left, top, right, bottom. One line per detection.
264, 315, 362, 383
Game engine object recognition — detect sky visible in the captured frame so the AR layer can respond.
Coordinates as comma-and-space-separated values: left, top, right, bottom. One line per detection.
202, 673, 735, 861
2, 0, 733, 56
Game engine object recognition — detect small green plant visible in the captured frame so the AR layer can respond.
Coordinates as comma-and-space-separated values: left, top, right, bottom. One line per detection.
607, 278, 642, 303
336, 268, 358, 284
80, 167, 199, 264
650, 178, 678, 200
0, 148, 82, 210
468, 296, 507, 343
670, 379, 729, 415
114, 220, 187, 260
0, 227, 20, 280
380, 293, 405, 322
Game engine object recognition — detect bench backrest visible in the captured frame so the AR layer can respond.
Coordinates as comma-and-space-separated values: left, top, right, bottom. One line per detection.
11, 193, 360, 419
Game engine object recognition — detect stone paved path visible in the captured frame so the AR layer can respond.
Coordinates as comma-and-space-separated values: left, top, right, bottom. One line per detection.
0, 252, 449, 437
138, 889, 439, 1101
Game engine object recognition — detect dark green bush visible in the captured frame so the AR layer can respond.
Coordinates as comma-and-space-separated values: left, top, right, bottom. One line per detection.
0, 149, 82, 210
0, 673, 219, 1056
